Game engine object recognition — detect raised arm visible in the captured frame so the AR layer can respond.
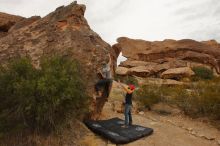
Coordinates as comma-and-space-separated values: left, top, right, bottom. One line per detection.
107, 54, 111, 66
118, 81, 133, 94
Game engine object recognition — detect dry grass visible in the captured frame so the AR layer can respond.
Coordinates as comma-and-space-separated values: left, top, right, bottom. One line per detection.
136, 77, 220, 125
0, 119, 88, 146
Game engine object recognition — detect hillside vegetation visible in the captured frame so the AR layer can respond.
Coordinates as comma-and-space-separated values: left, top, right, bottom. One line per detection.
0, 56, 89, 137
136, 74, 220, 129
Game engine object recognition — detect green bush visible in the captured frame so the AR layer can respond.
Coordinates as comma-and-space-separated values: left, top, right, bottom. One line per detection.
136, 80, 220, 121
192, 66, 214, 80
136, 84, 187, 109
136, 85, 161, 109
175, 80, 220, 119
0, 56, 89, 134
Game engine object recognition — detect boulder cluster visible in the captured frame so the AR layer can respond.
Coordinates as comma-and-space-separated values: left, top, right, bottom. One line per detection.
114, 37, 220, 83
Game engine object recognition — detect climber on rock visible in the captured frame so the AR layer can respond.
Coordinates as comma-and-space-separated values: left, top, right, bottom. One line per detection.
94, 53, 113, 100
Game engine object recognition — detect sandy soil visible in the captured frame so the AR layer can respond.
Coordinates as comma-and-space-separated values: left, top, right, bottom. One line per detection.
80, 82, 220, 146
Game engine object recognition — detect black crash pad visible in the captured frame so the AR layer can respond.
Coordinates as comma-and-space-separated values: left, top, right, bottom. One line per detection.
84, 117, 153, 144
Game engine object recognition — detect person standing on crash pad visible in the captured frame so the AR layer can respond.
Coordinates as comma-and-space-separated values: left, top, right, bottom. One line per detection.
118, 81, 135, 127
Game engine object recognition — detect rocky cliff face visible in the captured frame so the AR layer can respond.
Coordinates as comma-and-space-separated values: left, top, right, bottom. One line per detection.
0, 12, 24, 38
0, 2, 117, 119
114, 37, 220, 81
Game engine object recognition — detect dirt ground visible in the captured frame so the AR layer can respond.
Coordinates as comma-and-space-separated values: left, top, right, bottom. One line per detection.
81, 102, 220, 146
80, 82, 220, 146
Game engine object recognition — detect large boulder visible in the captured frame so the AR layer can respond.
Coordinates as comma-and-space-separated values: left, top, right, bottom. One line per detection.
161, 67, 195, 79
9, 16, 41, 32
0, 32, 7, 38
0, 12, 24, 32
116, 65, 153, 77
0, 12, 41, 38
116, 66, 129, 75
120, 60, 157, 68
113, 37, 220, 79
153, 60, 187, 73
128, 66, 151, 77
135, 76, 185, 86
0, 2, 117, 119
0, 12, 24, 38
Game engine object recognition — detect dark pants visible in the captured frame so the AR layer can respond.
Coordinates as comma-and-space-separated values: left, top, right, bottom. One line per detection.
93, 79, 112, 119
95, 79, 112, 98
124, 104, 132, 125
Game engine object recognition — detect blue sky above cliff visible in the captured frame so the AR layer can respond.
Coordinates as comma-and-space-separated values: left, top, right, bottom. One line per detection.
1, 0, 220, 63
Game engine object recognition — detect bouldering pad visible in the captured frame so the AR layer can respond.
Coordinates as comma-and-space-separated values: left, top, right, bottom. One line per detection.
84, 117, 153, 144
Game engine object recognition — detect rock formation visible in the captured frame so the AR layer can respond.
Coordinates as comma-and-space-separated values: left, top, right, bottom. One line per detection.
161, 67, 195, 79
0, 2, 117, 119
9, 16, 41, 32
113, 37, 220, 81
0, 12, 24, 38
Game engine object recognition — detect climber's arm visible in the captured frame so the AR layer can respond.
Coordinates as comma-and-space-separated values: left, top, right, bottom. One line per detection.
118, 81, 133, 94
107, 53, 111, 66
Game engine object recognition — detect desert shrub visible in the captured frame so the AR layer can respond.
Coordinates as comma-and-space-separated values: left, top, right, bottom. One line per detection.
125, 76, 139, 87
175, 80, 220, 119
192, 66, 214, 80
0, 56, 89, 134
136, 85, 161, 109
136, 84, 186, 109
136, 80, 220, 121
